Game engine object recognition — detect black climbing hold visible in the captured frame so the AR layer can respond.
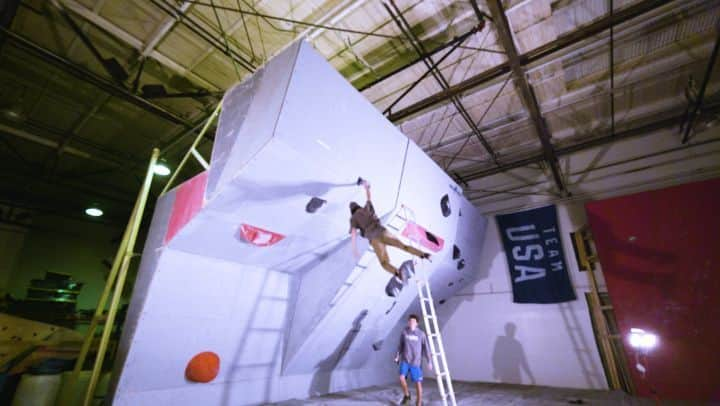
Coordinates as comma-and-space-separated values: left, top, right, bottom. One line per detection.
425, 231, 439, 245
372, 340, 384, 351
448, 282, 454, 287
399, 260, 415, 277
305, 197, 326, 213
453, 245, 461, 260
440, 194, 451, 217
459, 209, 462, 217
439, 299, 446, 305
457, 259, 466, 270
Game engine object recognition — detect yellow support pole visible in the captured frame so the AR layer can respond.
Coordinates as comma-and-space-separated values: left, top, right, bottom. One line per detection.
161, 101, 222, 195
80, 148, 159, 406
60, 176, 146, 405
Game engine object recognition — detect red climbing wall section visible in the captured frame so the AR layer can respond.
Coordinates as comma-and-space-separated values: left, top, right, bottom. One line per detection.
586, 178, 720, 401
165, 171, 209, 244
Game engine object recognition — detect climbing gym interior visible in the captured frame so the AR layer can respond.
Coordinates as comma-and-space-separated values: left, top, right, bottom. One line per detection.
0, 0, 718, 405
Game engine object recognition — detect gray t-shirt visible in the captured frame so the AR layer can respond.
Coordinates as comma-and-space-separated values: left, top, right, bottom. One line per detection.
350, 201, 385, 240
397, 326, 430, 367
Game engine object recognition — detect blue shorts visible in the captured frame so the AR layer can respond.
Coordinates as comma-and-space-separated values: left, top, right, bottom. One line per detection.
399, 361, 423, 382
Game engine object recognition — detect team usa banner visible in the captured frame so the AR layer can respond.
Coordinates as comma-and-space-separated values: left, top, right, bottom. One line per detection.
496, 205, 576, 304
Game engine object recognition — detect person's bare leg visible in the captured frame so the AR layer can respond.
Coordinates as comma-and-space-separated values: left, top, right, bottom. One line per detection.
370, 239, 399, 277
381, 232, 427, 258
399, 375, 410, 397
415, 381, 422, 406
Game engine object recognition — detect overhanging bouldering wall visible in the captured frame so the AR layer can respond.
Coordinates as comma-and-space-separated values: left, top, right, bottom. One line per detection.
110, 41, 488, 405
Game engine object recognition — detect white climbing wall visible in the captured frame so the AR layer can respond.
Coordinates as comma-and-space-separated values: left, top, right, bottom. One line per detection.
110, 41, 488, 405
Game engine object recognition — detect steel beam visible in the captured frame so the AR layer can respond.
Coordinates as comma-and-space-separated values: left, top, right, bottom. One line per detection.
382, 29, 475, 116
681, 20, 720, 144
60, 0, 218, 90
1, 28, 201, 132
151, 0, 256, 73
388, 0, 672, 122
51, 0, 127, 86
484, 0, 567, 194
461, 101, 720, 181
385, 1, 498, 163
358, 25, 484, 92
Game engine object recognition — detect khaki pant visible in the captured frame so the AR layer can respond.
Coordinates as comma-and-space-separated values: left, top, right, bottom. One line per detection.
370, 231, 426, 276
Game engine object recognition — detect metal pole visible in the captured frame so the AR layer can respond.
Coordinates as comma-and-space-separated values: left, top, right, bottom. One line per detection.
59, 195, 139, 406
161, 101, 222, 195
82, 148, 160, 406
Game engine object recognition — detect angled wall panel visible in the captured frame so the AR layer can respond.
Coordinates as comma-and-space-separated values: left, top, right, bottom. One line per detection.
112, 41, 488, 405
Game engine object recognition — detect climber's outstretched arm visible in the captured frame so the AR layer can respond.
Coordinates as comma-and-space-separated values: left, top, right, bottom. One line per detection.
351, 228, 360, 259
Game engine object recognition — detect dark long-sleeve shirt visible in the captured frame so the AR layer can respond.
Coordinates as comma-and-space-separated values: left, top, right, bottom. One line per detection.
397, 326, 430, 367
349, 201, 385, 240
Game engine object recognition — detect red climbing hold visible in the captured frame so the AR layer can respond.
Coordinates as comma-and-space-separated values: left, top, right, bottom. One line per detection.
238, 223, 285, 246
185, 351, 220, 383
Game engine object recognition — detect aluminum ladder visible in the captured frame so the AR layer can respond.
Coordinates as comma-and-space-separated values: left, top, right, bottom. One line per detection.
391, 205, 457, 406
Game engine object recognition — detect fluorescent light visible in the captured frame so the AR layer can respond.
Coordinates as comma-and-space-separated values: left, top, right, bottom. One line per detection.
85, 207, 103, 217
628, 328, 658, 350
153, 163, 171, 176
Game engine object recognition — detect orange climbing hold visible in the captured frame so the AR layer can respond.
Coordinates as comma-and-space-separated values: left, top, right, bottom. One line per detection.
185, 351, 220, 383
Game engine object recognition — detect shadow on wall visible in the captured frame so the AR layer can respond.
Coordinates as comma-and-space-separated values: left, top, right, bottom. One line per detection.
491, 322, 536, 385
221, 179, 358, 205
308, 309, 369, 397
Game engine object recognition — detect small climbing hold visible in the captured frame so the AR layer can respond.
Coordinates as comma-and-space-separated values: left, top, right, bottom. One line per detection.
439, 299, 446, 305
372, 340, 384, 351
440, 194, 451, 217
453, 245, 461, 260
447, 282, 454, 287
186, 351, 220, 383
305, 197, 326, 213
425, 231, 439, 245
457, 259, 466, 270
238, 223, 285, 246
399, 260, 415, 277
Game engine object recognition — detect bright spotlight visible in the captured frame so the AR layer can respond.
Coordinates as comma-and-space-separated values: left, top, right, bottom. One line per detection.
153, 163, 171, 176
628, 328, 658, 350
85, 207, 104, 217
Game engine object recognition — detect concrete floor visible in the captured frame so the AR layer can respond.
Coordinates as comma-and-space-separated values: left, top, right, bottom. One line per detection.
273, 380, 658, 405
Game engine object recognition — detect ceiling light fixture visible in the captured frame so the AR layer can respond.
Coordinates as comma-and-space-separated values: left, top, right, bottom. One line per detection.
85, 207, 104, 217
153, 162, 171, 176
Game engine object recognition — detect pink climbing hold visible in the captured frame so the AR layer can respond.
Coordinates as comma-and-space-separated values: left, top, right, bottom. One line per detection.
238, 223, 285, 246
401, 221, 444, 253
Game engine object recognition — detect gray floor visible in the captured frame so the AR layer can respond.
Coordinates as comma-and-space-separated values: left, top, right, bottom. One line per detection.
273, 380, 659, 405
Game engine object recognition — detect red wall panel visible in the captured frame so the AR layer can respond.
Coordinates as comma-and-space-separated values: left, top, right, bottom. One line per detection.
586, 178, 720, 401
164, 171, 208, 244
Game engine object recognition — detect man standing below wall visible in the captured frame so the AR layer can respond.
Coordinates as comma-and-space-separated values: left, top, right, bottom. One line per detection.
395, 314, 432, 405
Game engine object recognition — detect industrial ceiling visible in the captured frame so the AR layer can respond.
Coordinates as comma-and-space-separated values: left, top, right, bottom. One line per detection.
0, 0, 718, 224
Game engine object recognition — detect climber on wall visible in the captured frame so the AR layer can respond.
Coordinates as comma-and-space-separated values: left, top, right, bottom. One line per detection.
349, 179, 430, 281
